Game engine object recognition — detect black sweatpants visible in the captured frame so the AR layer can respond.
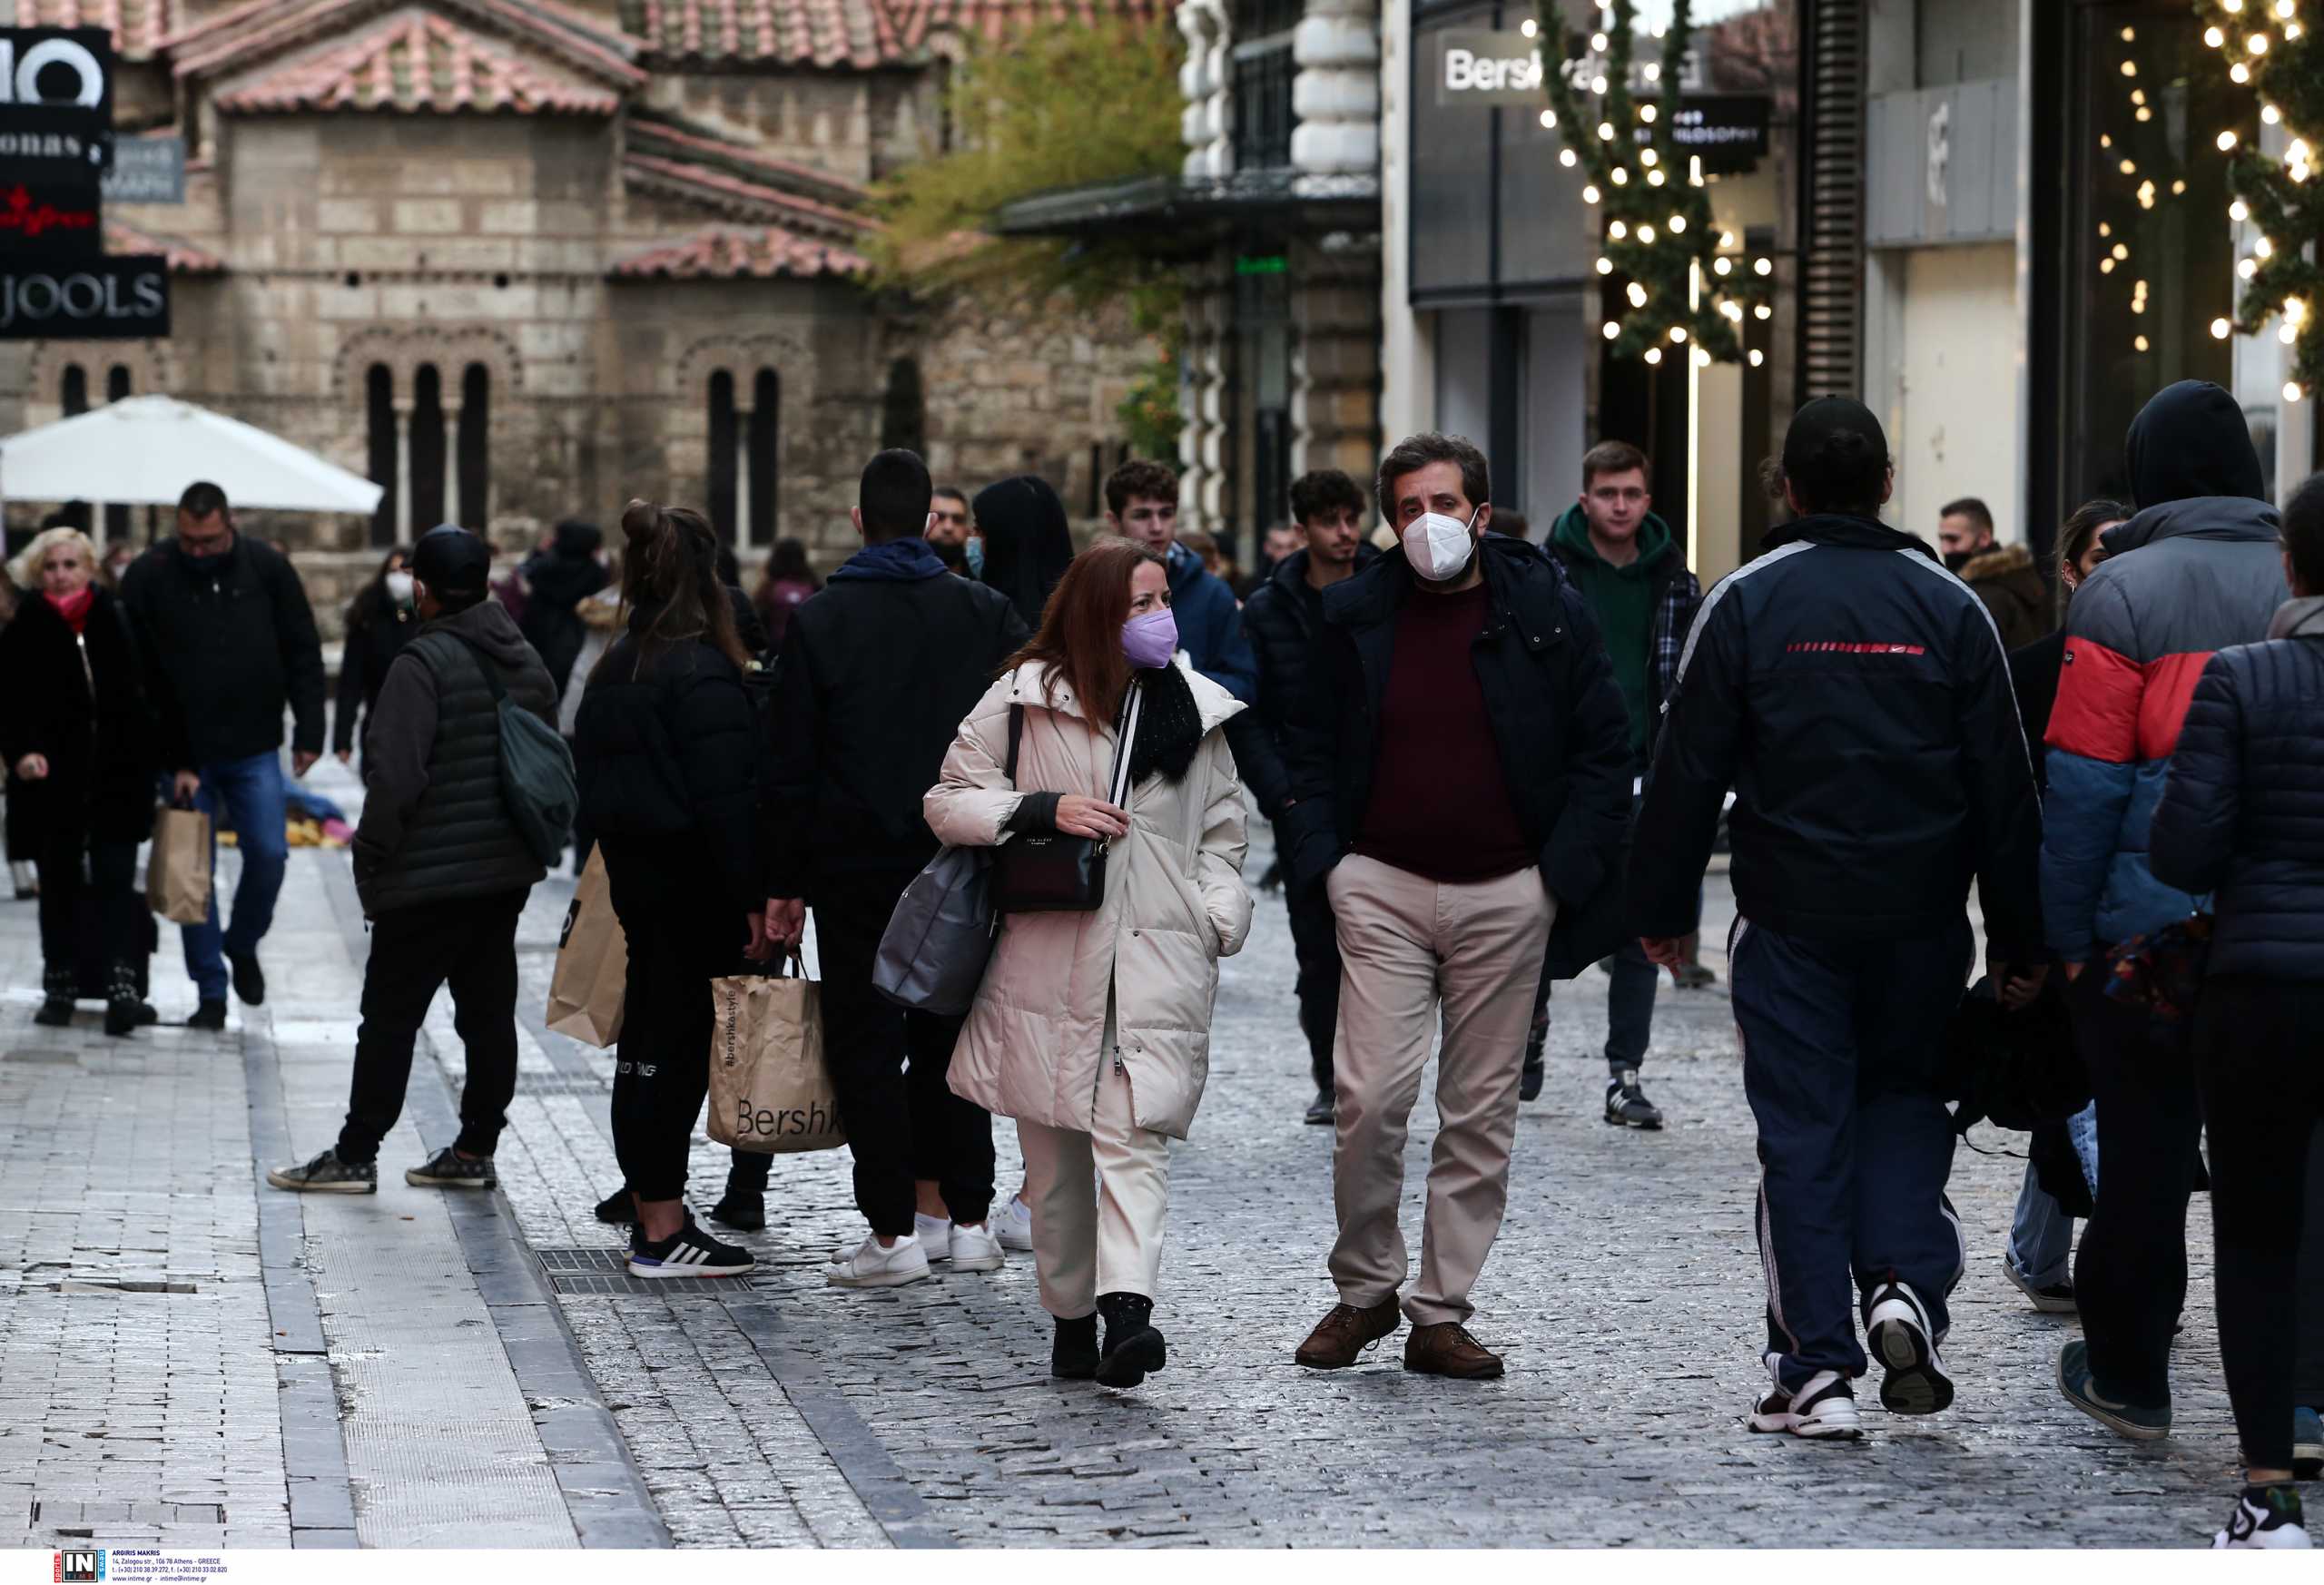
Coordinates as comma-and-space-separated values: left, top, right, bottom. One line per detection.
812, 871, 992, 1237
337, 889, 527, 1166
2070, 958, 2202, 1408
35, 832, 138, 976
2196, 977, 2324, 1472
1284, 871, 1341, 1092
604, 837, 745, 1203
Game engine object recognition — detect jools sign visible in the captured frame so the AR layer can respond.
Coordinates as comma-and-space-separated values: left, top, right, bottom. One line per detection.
0, 27, 113, 177
0, 256, 169, 340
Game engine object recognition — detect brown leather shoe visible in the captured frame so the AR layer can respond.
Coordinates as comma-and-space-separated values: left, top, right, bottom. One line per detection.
1294, 1296, 1402, 1368
1403, 1322, 1504, 1380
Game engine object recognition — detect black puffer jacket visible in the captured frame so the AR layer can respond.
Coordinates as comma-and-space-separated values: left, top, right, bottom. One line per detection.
1281, 534, 1633, 978
1234, 544, 1377, 814
352, 600, 558, 917
0, 586, 173, 846
575, 614, 759, 917
119, 533, 324, 765
2151, 596, 2324, 980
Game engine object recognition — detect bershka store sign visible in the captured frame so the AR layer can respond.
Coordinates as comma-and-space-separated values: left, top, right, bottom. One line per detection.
0, 256, 170, 340
0, 26, 114, 178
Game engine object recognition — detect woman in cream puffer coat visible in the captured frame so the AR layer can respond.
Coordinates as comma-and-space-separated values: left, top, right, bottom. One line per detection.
925, 537, 1251, 1391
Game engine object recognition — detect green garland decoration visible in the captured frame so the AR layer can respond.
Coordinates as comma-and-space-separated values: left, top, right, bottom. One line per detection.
1533, 0, 1768, 366
2198, 0, 2323, 396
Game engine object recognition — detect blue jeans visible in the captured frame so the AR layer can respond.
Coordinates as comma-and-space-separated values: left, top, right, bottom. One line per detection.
1730, 916, 1971, 1393
180, 751, 289, 1002
2006, 1101, 2099, 1288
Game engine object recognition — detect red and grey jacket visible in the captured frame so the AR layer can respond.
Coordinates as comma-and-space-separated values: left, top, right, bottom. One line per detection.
2040, 496, 2287, 960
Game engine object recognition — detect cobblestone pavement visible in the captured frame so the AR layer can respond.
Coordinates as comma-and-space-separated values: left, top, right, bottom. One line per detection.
1, 753, 2247, 1550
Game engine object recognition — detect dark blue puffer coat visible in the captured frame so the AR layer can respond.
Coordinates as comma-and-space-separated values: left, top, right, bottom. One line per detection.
2150, 596, 2324, 980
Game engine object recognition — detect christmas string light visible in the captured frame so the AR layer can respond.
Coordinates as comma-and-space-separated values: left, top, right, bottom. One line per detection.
2201, 0, 2324, 394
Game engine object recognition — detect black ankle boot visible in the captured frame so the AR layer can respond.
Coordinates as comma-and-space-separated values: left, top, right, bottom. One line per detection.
34, 968, 74, 1027
1051, 1313, 1099, 1380
103, 962, 141, 1038
1095, 1291, 1167, 1388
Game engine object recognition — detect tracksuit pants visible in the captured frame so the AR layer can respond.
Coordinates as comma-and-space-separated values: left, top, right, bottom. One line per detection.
1729, 916, 1969, 1395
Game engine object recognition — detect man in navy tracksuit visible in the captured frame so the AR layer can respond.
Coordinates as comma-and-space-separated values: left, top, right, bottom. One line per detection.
1629, 399, 2043, 1440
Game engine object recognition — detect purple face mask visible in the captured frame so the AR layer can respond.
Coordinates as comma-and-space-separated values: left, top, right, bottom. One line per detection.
1122, 608, 1177, 669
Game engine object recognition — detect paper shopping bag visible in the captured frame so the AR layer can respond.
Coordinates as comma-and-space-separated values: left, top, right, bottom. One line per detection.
545, 847, 626, 1047
145, 804, 212, 925
708, 962, 846, 1155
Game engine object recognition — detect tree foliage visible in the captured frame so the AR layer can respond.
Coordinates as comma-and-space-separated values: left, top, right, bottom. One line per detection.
870, 18, 1187, 310
2199, 0, 2324, 394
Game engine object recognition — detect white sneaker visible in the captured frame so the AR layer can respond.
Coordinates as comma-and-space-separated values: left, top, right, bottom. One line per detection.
949, 1220, 1005, 1273
826, 1233, 931, 1288
1748, 1370, 1863, 1440
915, 1212, 953, 1263
1866, 1281, 1954, 1415
994, 1194, 1034, 1253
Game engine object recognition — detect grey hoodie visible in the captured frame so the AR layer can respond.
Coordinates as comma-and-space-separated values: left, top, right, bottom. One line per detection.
352, 599, 559, 916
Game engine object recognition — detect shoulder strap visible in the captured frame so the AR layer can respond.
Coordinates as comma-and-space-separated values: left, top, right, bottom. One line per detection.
1005, 702, 1023, 786
442, 630, 509, 704
1109, 680, 1142, 807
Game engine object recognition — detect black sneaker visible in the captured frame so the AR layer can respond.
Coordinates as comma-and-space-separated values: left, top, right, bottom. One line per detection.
228, 950, 266, 1008
2214, 1484, 2310, 1549
708, 1190, 765, 1232
34, 969, 74, 1027
628, 1216, 754, 1279
405, 1147, 496, 1189
186, 998, 228, 1031
595, 1186, 634, 1224
1605, 1069, 1663, 1129
267, 1148, 378, 1195
1520, 1023, 1547, 1102
1303, 1086, 1335, 1126
1866, 1280, 1954, 1415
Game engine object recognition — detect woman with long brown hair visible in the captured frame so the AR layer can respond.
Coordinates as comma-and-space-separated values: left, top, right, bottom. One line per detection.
574, 499, 765, 1279
925, 536, 1252, 1388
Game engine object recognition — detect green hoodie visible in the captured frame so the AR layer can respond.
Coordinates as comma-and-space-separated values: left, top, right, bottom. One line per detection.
1550, 503, 1672, 763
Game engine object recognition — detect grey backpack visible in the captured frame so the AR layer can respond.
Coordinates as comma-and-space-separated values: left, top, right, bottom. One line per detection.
451, 635, 577, 866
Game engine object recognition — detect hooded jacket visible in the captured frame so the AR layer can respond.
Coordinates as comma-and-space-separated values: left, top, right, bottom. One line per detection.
518, 522, 609, 702
2042, 380, 2290, 961
973, 476, 1075, 633
2151, 597, 2324, 980
334, 586, 417, 755
1547, 505, 1702, 768
1234, 543, 1378, 813
1957, 542, 2053, 652
352, 599, 558, 917
762, 546, 1029, 896
1281, 533, 1633, 978
1628, 513, 2043, 959
1164, 539, 1257, 703
118, 532, 325, 766
925, 660, 1250, 1140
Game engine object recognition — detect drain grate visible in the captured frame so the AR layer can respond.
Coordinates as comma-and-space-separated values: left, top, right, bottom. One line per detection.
512, 1071, 611, 1097
533, 1245, 734, 1298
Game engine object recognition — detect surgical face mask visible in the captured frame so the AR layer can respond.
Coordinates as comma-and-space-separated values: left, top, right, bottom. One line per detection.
385, 570, 415, 604
1402, 505, 1480, 583
964, 536, 986, 579
1122, 608, 1178, 669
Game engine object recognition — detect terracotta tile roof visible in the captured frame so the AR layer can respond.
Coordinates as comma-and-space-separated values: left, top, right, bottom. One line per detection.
216, 12, 623, 114
11, 0, 176, 58
623, 150, 871, 241
883, 0, 1169, 51
625, 0, 896, 68
608, 224, 867, 280
104, 219, 224, 273
625, 116, 866, 206
174, 0, 645, 89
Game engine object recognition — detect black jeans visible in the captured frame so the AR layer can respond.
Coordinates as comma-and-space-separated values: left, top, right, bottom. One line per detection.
337, 889, 527, 1166
1284, 870, 1341, 1091
812, 872, 993, 1237
2196, 977, 2324, 1471
1530, 939, 1659, 1074
604, 837, 745, 1203
2071, 958, 2201, 1408
35, 832, 138, 977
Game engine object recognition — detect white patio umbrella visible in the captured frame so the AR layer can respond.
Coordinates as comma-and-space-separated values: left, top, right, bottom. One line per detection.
0, 395, 383, 515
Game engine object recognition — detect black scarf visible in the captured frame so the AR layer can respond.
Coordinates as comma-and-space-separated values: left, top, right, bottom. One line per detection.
1124, 663, 1205, 786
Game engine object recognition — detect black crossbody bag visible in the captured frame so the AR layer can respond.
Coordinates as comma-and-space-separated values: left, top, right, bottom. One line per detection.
990, 681, 1142, 914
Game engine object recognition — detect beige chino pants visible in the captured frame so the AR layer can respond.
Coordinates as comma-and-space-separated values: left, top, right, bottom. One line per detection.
1016, 1002, 1171, 1318
1325, 853, 1555, 1327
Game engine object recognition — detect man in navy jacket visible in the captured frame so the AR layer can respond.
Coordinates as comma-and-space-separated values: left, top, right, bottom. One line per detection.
1104, 459, 1256, 703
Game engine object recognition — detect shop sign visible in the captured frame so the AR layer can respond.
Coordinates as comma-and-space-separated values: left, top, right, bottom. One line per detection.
101, 134, 182, 204
1434, 31, 1545, 106
0, 28, 113, 176
0, 179, 101, 253
0, 255, 169, 340
1664, 95, 1769, 172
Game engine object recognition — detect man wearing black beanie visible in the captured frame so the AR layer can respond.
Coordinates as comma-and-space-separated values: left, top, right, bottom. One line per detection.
1628, 398, 2043, 1441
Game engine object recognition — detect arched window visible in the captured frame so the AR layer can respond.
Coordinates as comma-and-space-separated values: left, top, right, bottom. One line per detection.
747, 369, 779, 546
366, 364, 398, 547
881, 357, 925, 456
707, 369, 738, 544
61, 364, 88, 416
410, 365, 446, 530
458, 363, 490, 528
